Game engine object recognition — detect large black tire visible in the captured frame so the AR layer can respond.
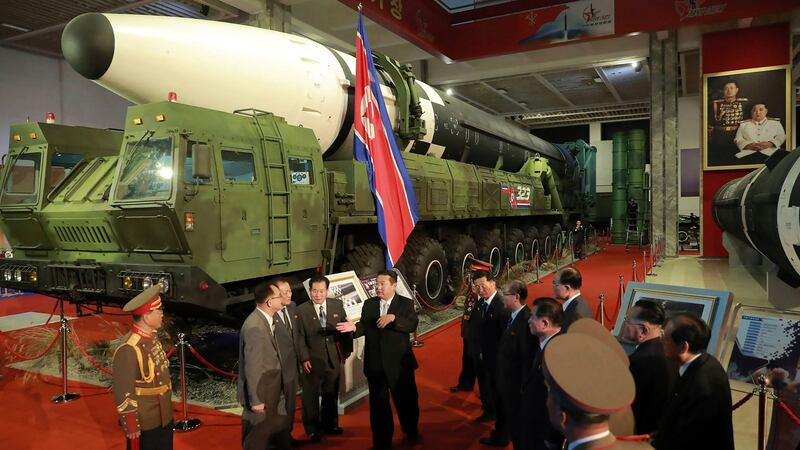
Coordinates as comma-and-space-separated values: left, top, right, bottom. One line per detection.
339, 243, 385, 277
397, 235, 448, 307
444, 234, 477, 292
525, 226, 540, 262
506, 228, 526, 266
476, 231, 504, 278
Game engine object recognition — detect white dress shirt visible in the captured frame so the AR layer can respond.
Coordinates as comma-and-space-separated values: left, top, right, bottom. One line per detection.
734, 118, 786, 158
257, 307, 275, 330
313, 300, 328, 322
567, 430, 611, 450
562, 292, 581, 311
380, 295, 394, 316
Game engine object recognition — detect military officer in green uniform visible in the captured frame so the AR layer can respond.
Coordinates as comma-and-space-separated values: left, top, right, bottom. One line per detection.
708, 79, 748, 167
112, 285, 174, 450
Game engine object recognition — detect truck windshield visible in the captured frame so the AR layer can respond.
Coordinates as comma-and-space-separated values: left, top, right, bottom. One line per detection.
115, 136, 174, 201
1, 152, 42, 205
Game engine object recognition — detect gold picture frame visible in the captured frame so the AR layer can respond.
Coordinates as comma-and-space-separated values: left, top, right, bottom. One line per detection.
702, 65, 791, 171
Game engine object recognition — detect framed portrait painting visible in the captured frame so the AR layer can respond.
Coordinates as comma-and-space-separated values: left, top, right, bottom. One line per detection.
612, 282, 734, 357
703, 65, 791, 170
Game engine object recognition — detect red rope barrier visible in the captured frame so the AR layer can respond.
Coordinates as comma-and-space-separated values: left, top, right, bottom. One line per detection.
188, 344, 238, 379
0, 329, 61, 361
67, 329, 113, 375
778, 400, 800, 426
617, 434, 651, 442
165, 347, 176, 360
731, 392, 754, 411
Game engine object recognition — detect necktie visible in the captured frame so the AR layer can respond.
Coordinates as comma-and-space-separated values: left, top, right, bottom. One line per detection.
282, 309, 292, 332
381, 301, 388, 316
319, 305, 326, 327
483, 301, 489, 318
507, 316, 513, 329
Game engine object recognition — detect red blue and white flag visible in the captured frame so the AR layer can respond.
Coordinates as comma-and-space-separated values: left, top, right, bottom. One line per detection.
353, 13, 418, 269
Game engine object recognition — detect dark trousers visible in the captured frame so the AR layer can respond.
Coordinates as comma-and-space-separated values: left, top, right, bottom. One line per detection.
573, 236, 584, 258
474, 358, 496, 416
126, 422, 173, 450
499, 390, 522, 448
457, 337, 476, 389
301, 362, 341, 435
366, 371, 419, 449
242, 409, 292, 450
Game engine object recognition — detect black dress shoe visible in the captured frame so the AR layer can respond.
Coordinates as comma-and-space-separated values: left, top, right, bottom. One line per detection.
309, 432, 322, 442
404, 431, 421, 443
323, 426, 344, 435
479, 436, 508, 447
290, 437, 300, 448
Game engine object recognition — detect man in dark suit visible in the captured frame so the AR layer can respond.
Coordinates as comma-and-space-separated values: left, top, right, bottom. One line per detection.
572, 220, 585, 259
467, 270, 509, 423
552, 267, 593, 331
296, 274, 353, 442
520, 297, 564, 450
238, 282, 299, 450
482, 280, 536, 448
450, 279, 479, 393
336, 270, 420, 449
655, 313, 733, 450
621, 300, 677, 435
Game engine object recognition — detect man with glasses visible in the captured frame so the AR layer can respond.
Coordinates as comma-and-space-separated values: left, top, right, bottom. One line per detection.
520, 297, 565, 450
238, 282, 298, 450
483, 280, 536, 448
467, 270, 509, 423
296, 274, 352, 442
551, 267, 592, 331
113, 285, 174, 450
274, 278, 301, 446
621, 300, 677, 435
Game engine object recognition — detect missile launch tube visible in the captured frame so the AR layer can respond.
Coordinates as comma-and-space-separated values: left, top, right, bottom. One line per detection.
61, 13, 564, 172
712, 149, 800, 287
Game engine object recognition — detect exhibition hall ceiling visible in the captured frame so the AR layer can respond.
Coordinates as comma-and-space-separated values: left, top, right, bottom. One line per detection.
0, 0, 727, 127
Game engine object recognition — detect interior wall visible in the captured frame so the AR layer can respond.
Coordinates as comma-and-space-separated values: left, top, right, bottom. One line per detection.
701, 23, 791, 257
678, 96, 701, 216
0, 47, 130, 156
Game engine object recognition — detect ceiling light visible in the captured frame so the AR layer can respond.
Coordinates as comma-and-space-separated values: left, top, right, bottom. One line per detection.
593, 77, 603, 83
519, 102, 528, 108
1, 23, 31, 32
631, 61, 641, 69
446, 88, 453, 95
497, 88, 508, 95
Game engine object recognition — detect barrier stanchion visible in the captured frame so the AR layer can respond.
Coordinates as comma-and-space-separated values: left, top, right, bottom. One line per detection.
597, 293, 606, 327
568, 232, 575, 265
631, 260, 639, 283
555, 235, 561, 268
174, 332, 202, 432
533, 247, 541, 284
642, 251, 649, 280
411, 284, 424, 347
757, 375, 769, 450
52, 298, 80, 404
505, 258, 511, 281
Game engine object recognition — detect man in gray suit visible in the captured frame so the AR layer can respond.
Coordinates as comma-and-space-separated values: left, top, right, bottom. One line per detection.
238, 282, 299, 450
552, 267, 593, 331
297, 274, 353, 442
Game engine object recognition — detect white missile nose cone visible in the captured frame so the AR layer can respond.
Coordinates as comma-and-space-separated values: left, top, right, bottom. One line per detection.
62, 13, 115, 80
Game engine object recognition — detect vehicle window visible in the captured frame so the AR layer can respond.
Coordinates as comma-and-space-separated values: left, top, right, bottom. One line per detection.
221, 150, 256, 183
1, 152, 41, 205
115, 136, 174, 201
288, 157, 314, 185
184, 142, 212, 184
49, 153, 82, 190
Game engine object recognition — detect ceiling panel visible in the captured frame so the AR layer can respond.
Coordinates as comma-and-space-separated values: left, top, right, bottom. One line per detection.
600, 64, 650, 101
452, 83, 521, 114
542, 68, 616, 105
485, 76, 567, 112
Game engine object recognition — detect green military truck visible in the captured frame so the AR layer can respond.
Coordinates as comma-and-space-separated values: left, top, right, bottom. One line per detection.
0, 101, 591, 312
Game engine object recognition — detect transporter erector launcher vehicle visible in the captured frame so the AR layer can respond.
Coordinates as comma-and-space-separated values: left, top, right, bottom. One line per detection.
0, 13, 597, 311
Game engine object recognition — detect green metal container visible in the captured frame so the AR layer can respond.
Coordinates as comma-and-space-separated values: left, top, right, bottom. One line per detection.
611, 131, 628, 243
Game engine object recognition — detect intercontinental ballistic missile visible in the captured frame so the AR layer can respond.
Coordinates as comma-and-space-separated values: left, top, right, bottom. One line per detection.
713, 149, 800, 287
61, 13, 564, 172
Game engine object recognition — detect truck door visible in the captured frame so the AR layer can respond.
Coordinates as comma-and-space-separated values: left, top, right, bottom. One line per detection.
218, 146, 265, 262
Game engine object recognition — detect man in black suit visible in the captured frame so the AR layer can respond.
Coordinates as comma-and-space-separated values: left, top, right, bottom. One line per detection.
450, 279, 479, 393
296, 274, 353, 442
467, 270, 509, 423
621, 300, 677, 435
238, 282, 299, 450
655, 313, 733, 450
572, 220, 585, 259
552, 267, 593, 331
520, 297, 564, 450
336, 270, 420, 449
482, 280, 536, 448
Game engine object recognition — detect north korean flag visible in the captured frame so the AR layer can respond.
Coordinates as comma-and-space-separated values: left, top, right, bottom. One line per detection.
353, 14, 419, 269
